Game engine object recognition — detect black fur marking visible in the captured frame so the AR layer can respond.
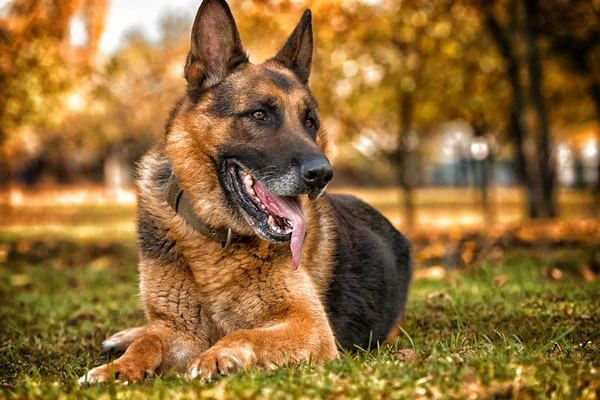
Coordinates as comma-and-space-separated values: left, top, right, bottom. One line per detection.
165, 98, 185, 135
209, 81, 237, 117
265, 69, 293, 93
137, 160, 179, 265
154, 161, 172, 188
137, 212, 181, 267
189, 60, 248, 106
324, 194, 412, 349
206, 155, 219, 171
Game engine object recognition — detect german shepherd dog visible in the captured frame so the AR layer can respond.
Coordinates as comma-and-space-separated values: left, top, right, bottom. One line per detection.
80, 0, 410, 384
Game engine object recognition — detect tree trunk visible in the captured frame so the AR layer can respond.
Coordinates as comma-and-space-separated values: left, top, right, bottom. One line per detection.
484, 153, 496, 224
541, 27, 600, 214
397, 90, 416, 232
485, 10, 544, 218
472, 117, 495, 224
588, 82, 600, 196
524, 0, 556, 218
0, 128, 10, 210
589, 82, 600, 215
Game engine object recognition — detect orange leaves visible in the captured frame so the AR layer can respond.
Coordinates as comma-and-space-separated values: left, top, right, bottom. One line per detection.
410, 219, 600, 277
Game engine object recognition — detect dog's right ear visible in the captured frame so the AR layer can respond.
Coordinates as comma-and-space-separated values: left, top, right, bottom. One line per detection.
184, 0, 247, 91
271, 10, 313, 84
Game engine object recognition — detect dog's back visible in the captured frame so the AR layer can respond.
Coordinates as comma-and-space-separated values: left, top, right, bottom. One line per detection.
325, 194, 411, 349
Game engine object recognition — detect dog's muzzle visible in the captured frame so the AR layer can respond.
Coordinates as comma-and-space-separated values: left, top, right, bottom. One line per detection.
300, 156, 332, 200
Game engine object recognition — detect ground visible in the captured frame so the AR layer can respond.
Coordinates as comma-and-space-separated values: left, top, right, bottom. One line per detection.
0, 189, 598, 399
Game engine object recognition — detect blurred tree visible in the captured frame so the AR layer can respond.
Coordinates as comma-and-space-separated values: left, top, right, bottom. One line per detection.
533, 0, 600, 202
0, 0, 596, 226
318, 0, 510, 227
91, 25, 187, 188
383, 0, 509, 227
476, 0, 557, 218
0, 0, 107, 186
524, 0, 555, 217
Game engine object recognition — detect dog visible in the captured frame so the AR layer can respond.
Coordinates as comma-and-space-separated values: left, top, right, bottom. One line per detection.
79, 0, 411, 384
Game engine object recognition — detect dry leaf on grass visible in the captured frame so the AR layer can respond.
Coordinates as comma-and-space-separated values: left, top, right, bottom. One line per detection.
10, 274, 31, 288
492, 274, 509, 288
426, 291, 454, 307
89, 256, 111, 270
67, 312, 97, 326
392, 349, 419, 362
542, 268, 563, 281
578, 265, 596, 281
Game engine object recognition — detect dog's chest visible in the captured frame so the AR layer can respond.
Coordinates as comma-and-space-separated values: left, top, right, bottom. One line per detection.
190, 253, 293, 328
141, 247, 293, 335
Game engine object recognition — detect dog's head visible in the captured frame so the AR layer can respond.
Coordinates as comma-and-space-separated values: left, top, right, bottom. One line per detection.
165, 0, 332, 268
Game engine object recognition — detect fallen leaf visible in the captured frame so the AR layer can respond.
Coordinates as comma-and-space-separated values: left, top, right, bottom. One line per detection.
67, 312, 96, 326
542, 268, 563, 281
10, 274, 31, 287
550, 268, 563, 281
16, 240, 32, 254
551, 293, 565, 302
426, 291, 453, 307
578, 265, 596, 282
492, 274, 509, 288
414, 243, 446, 263
89, 256, 111, 270
68, 277, 82, 289
392, 349, 419, 362
460, 241, 478, 264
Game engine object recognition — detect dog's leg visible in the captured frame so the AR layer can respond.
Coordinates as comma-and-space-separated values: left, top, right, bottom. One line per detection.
79, 332, 163, 385
186, 310, 338, 381
80, 324, 202, 384
101, 326, 148, 355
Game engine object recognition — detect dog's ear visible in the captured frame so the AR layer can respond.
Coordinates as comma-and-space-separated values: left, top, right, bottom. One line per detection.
184, 0, 247, 90
271, 10, 313, 84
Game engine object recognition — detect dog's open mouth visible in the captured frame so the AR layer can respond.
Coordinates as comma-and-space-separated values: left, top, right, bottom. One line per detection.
227, 163, 306, 270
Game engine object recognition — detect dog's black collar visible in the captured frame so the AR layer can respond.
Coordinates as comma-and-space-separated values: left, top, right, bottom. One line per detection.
164, 174, 233, 250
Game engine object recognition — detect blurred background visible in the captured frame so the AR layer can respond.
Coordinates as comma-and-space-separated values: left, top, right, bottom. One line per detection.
0, 0, 599, 272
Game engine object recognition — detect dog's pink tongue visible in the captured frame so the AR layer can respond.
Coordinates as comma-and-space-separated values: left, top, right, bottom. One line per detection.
254, 182, 305, 270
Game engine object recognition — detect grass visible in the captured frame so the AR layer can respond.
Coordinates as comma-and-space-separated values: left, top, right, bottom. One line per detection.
1, 250, 598, 399
1, 192, 598, 398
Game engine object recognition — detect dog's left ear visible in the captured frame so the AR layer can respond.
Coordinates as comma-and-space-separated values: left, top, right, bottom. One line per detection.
185, 0, 247, 91
271, 9, 313, 84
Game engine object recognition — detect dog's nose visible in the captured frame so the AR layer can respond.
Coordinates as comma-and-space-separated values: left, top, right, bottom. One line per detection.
301, 157, 333, 189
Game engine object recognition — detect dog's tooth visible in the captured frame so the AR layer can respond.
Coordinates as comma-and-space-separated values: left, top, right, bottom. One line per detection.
267, 215, 275, 226
243, 173, 253, 186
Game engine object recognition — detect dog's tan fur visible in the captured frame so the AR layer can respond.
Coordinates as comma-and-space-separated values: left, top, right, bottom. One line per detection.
80, 21, 341, 386
80, 0, 409, 384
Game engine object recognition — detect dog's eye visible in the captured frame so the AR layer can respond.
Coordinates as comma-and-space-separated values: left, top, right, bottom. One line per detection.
305, 117, 316, 129
250, 110, 268, 121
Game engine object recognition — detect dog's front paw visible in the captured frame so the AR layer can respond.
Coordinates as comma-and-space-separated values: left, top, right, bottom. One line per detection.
185, 345, 255, 381
78, 361, 154, 385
